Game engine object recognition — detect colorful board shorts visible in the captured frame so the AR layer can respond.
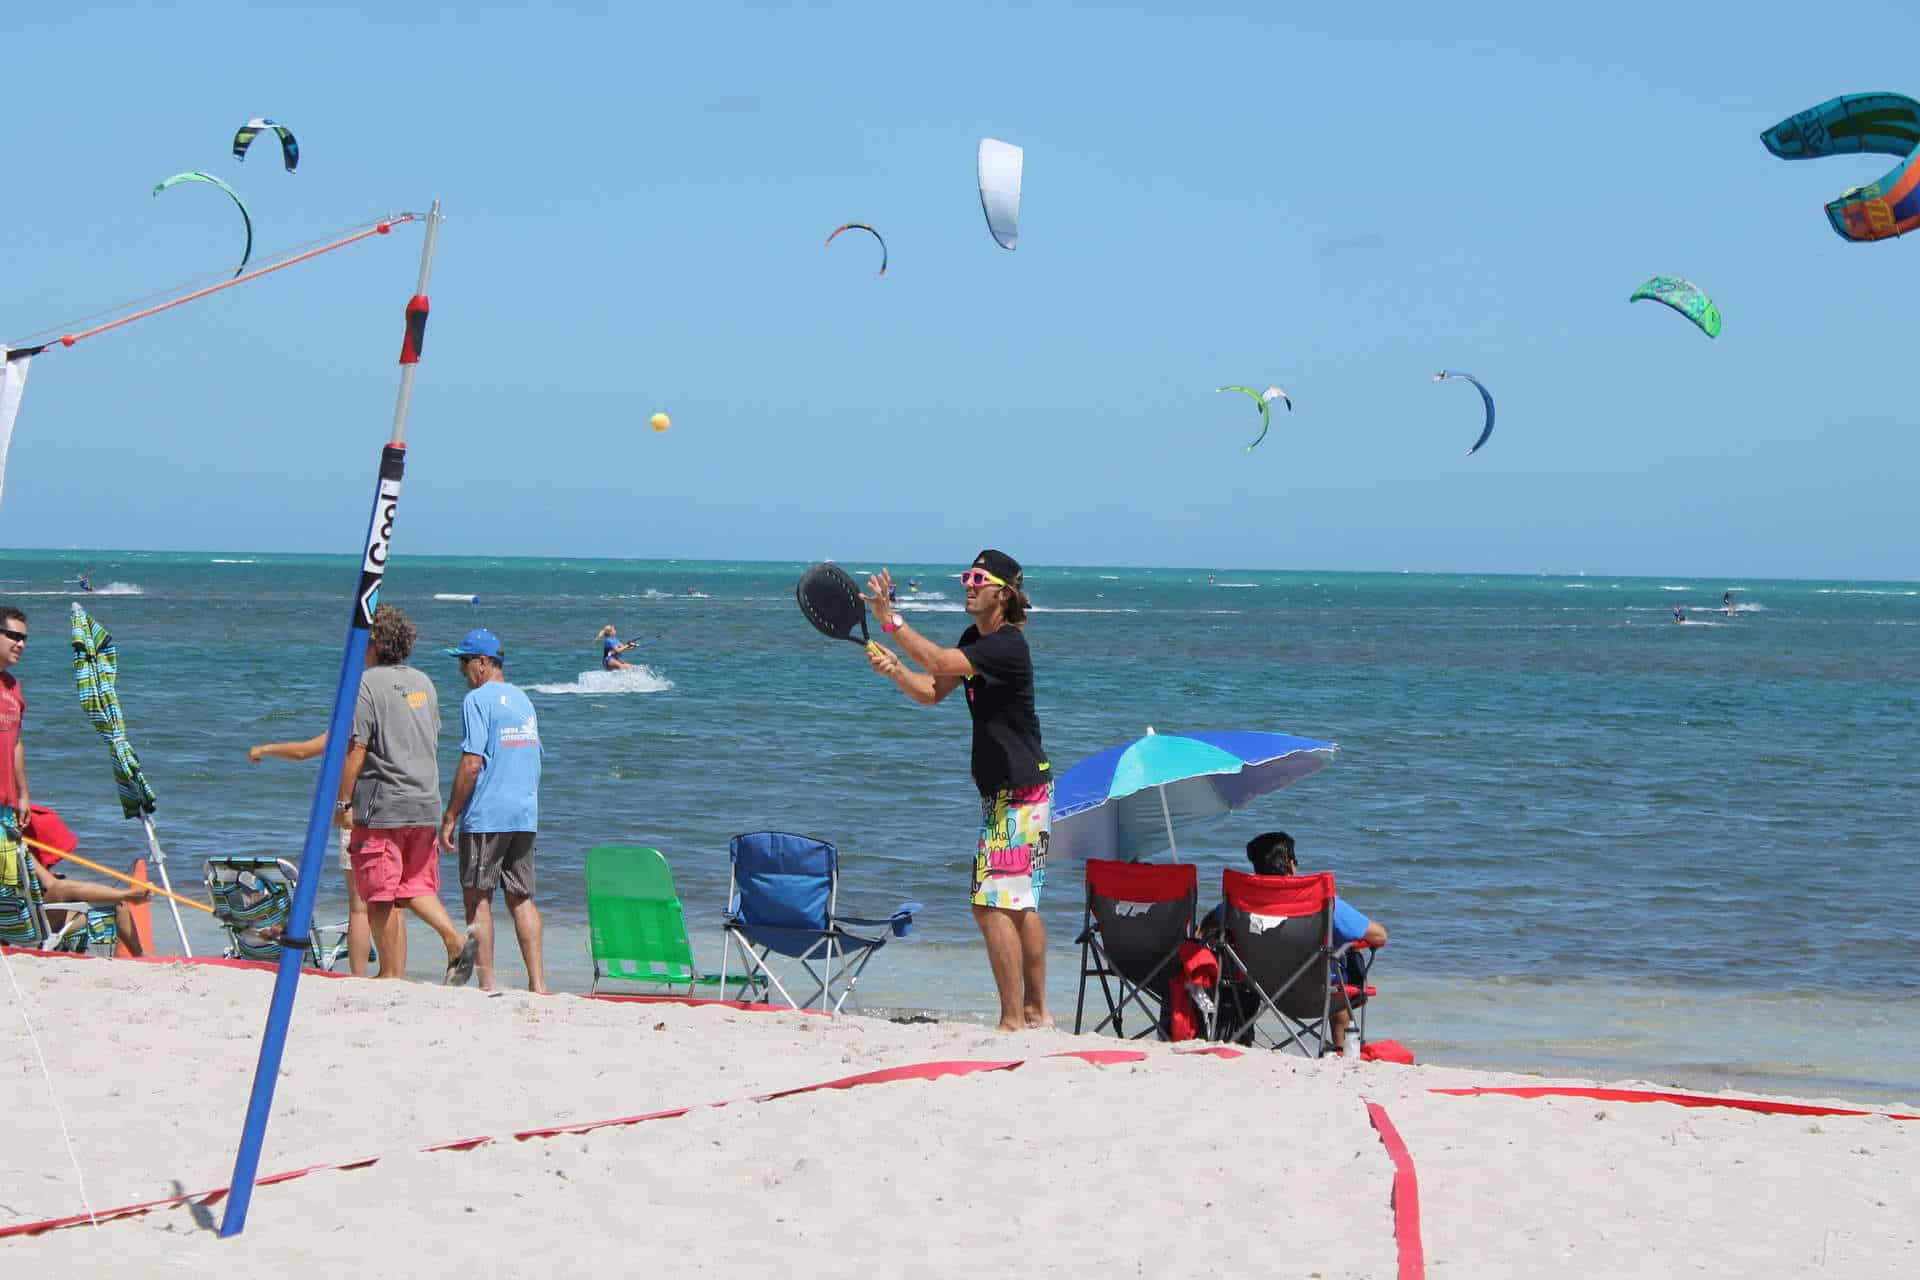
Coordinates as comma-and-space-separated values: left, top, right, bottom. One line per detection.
972, 783, 1051, 911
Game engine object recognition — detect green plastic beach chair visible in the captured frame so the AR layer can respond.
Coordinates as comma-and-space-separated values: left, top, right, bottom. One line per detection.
586, 846, 760, 997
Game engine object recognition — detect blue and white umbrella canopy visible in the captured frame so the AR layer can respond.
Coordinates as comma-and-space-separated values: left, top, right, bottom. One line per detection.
1051, 728, 1337, 862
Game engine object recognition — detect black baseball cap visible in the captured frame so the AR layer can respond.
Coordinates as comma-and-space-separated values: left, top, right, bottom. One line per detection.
971, 549, 1023, 586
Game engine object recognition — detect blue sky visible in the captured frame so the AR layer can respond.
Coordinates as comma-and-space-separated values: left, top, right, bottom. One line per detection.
1, 0, 1915, 578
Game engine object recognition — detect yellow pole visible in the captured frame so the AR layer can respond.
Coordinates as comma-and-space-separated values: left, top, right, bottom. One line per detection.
14, 833, 215, 915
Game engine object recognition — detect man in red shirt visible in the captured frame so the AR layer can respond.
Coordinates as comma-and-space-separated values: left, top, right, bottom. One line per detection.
0, 605, 28, 822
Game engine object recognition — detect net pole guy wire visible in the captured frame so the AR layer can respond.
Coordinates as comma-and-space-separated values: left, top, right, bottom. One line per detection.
6, 215, 420, 355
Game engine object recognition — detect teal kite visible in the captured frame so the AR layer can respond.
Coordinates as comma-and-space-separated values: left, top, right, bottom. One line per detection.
1217, 384, 1290, 451
152, 172, 253, 277
1761, 93, 1920, 242
1630, 277, 1721, 339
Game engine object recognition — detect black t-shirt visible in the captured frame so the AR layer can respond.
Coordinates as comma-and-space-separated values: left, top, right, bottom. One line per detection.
956, 623, 1049, 795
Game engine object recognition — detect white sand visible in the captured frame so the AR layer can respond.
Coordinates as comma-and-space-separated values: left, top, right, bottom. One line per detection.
2, 952, 1914, 1276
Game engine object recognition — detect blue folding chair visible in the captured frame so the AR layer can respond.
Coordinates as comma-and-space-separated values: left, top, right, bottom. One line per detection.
718, 832, 919, 1013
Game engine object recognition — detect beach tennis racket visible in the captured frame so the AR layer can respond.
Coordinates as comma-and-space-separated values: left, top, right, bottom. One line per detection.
796, 563, 880, 656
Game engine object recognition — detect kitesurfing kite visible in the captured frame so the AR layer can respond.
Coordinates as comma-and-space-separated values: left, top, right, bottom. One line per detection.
151, 172, 253, 277
232, 118, 299, 172
978, 138, 1023, 250
825, 223, 888, 275
1761, 93, 1920, 241
1629, 276, 1721, 338
1217, 384, 1291, 451
1433, 371, 1495, 455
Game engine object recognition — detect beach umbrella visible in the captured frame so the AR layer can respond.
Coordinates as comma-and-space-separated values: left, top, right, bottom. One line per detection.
69, 603, 192, 953
1050, 727, 1337, 862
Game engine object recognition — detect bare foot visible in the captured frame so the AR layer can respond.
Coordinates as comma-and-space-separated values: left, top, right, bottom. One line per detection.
994, 1019, 1024, 1032
1024, 1011, 1055, 1031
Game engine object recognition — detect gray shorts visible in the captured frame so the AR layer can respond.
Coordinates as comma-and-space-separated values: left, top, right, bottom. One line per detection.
458, 831, 537, 899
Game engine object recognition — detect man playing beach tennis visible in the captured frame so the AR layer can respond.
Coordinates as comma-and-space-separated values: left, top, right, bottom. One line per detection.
440, 628, 547, 994
865, 551, 1053, 1032
336, 605, 476, 985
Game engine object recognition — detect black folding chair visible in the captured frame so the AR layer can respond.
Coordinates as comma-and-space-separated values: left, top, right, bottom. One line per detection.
1213, 869, 1370, 1056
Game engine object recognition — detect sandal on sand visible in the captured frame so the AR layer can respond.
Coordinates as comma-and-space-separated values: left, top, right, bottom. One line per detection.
444, 927, 479, 987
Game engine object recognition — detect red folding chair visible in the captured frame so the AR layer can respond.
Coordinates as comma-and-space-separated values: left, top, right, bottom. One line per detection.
1213, 869, 1377, 1056
1073, 859, 1198, 1039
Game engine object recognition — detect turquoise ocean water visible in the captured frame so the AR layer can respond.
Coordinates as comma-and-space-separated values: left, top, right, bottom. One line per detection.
3, 549, 1915, 1103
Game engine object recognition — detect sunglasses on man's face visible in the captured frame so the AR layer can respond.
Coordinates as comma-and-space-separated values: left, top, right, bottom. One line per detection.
0, 627, 25, 643
959, 569, 1007, 589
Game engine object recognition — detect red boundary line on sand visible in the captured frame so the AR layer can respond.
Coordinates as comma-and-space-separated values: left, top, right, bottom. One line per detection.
0, 947, 817, 1013
1364, 1102, 1427, 1280
0, 1045, 1246, 1238
1431, 1086, 1919, 1121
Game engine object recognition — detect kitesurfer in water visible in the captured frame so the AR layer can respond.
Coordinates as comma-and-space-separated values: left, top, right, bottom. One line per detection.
1673, 606, 1687, 624
77, 566, 93, 593
596, 625, 641, 672
1723, 591, 1735, 616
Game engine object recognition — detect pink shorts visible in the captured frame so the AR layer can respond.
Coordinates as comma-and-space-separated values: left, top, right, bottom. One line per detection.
348, 826, 441, 903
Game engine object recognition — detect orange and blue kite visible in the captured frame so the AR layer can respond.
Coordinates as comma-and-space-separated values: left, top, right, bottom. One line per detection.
1761, 93, 1920, 242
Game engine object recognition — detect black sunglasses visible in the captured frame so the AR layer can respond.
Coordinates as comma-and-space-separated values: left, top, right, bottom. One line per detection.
0, 627, 25, 643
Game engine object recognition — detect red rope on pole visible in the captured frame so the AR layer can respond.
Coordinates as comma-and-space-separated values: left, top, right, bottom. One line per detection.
49, 215, 417, 351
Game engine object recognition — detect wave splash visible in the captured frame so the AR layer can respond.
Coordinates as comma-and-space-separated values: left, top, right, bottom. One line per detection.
529, 666, 675, 695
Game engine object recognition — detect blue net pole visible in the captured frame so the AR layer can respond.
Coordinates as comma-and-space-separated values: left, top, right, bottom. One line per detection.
219, 200, 441, 1238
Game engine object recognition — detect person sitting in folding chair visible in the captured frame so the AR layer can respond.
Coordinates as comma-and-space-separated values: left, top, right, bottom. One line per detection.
10, 804, 149, 954
1206, 831, 1386, 1055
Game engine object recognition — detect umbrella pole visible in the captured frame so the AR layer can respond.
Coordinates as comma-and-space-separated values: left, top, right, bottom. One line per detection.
139, 816, 193, 955
1158, 785, 1178, 857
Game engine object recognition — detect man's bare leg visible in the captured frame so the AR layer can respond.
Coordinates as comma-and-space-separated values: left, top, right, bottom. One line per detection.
972, 905, 1026, 1030
463, 889, 496, 991
504, 891, 547, 994
1014, 908, 1052, 1029
367, 901, 407, 979
404, 892, 467, 959
345, 869, 372, 978
113, 903, 144, 957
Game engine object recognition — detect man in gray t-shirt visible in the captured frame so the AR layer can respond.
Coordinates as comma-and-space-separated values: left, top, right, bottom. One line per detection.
336, 606, 476, 984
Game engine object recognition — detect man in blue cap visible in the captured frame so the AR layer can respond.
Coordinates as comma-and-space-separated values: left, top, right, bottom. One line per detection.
439, 628, 547, 994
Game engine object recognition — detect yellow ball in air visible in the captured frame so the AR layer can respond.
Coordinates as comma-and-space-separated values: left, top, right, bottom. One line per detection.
649, 412, 670, 432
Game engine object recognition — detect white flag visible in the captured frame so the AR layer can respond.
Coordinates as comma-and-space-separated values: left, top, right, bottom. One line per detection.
0, 346, 30, 509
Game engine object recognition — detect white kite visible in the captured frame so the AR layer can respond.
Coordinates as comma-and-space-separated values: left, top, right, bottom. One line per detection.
977, 138, 1023, 250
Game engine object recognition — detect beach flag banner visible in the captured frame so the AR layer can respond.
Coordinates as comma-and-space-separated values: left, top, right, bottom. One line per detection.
219, 201, 443, 1239
70, 604, 191, 955
0, 347, 29, 507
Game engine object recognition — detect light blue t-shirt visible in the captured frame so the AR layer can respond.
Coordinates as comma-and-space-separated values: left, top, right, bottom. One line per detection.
1331, 897, 1371, 948
458, 680, 543, 833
